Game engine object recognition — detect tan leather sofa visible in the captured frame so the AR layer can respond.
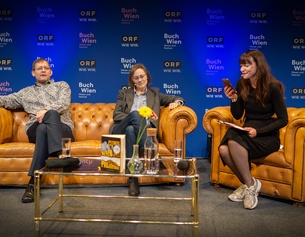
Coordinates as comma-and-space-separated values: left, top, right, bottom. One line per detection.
0, 103, 197, 186
203, 106, 305, 205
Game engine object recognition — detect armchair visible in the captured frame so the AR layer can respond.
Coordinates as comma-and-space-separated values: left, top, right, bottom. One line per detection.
203, 106, 305, 205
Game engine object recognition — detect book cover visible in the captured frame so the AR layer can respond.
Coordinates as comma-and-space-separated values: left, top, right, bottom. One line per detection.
78, 157, 102, 171
100, 134, 126, 173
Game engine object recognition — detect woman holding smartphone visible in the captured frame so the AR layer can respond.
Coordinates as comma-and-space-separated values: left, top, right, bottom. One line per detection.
220, 50, 288, 209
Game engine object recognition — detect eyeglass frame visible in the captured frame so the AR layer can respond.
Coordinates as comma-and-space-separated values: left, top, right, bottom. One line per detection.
33, 66, 51, 72
132, 74, 146, 81
128, 64, 152, 88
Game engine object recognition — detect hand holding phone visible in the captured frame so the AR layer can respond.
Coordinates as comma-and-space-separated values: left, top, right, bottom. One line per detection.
222, 78, 237, 94
222, 78, 234, 90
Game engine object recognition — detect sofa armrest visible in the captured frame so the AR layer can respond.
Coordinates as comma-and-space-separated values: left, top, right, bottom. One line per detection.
0, 107, 13, 144
287, 115, 305, 201
203, 106, 243, 183
202, 106, 245, 134
278, 109, 305, 201
284, 110, 305, 162
158, 105, 197, 157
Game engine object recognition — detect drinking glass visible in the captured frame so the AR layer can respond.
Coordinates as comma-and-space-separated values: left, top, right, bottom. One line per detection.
174, 140, 183, 164
61, 138, 71, 158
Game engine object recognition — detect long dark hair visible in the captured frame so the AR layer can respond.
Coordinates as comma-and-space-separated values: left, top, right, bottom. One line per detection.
239, 50, 285, 106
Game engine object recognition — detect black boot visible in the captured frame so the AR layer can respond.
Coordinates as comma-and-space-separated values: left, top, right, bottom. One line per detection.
128, 177, 140, 196
21, 183, 34, 203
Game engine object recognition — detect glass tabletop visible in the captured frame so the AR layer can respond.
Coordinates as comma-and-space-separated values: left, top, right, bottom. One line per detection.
39, 157, 197, 179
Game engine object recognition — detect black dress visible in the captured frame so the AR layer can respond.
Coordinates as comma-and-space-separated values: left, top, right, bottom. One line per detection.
220, 79, 288, 160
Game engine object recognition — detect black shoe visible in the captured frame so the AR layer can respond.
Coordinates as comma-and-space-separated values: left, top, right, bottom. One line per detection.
128, 177, 140, 196
49, 150, 62, 158
22, 184, 34, 203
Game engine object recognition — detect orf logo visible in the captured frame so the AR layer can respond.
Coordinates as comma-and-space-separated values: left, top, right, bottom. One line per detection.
206, 86, 223, 94
164, 11, 182, 18
79, 10, 96, 17
0, 9, 12, 16
292, 88, 305, 95
79, 60, 96, 67
164, 61, 181, 68
293, 37, 305, 45
37, 34, 54, 42
0, 59, 12, 66
122, 35, 139, 42
250, 12, 267, 19
207, 36, 224, 44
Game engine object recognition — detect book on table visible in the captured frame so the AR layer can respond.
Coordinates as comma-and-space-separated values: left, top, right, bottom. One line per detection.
100, 134, 126, 173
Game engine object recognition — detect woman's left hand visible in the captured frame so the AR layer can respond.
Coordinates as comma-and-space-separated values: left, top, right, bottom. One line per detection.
151, 110, 158, 120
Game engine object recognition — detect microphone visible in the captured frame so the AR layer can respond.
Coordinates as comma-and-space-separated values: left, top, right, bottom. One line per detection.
177, 159, 189, 170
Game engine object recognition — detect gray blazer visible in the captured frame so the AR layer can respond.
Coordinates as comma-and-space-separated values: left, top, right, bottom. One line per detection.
110, 87, 184, 132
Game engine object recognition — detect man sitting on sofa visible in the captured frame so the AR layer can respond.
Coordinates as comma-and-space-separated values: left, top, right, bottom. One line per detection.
0, 58, 74, 203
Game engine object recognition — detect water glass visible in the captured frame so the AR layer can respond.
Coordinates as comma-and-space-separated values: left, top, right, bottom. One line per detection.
61, 137, 71, 158
174, 140, 183, 164
144, 147, 159, 175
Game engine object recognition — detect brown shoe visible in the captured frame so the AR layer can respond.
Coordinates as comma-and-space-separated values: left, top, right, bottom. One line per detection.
128, 177, 140, 196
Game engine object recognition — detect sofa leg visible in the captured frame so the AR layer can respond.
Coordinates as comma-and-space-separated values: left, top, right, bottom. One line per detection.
293, 201, 305, 207
174, 182, 184, 187
213, 183, 220, 189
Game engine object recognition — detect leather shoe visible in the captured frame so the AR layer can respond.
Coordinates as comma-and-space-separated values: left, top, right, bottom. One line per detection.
128, 177, 140, 196
22, 184, 34, 203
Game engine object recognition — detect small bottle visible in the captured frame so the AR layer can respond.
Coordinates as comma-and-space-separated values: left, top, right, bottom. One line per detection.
144, 128, 159, 174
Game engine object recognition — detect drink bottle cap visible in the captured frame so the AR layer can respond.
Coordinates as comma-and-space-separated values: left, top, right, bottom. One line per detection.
147, 128, 157, 136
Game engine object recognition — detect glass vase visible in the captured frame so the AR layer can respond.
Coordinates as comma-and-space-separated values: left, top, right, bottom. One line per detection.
127, 144, 143, 174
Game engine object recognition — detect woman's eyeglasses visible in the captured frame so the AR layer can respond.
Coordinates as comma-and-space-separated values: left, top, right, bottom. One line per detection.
133, 74, 146, 81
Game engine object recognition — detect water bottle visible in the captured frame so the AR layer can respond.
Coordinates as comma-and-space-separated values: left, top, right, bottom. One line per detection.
144, 128, 159, 174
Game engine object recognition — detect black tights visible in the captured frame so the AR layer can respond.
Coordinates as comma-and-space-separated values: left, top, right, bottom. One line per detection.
219, 140, 254, 188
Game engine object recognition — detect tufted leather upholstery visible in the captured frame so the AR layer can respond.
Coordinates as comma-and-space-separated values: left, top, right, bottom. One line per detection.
203, 106, 305, 204
0, 103, 197, 186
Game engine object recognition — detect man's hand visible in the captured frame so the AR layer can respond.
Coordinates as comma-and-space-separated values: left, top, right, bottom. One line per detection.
168, 101, 181, 111
36, 110, 48, 123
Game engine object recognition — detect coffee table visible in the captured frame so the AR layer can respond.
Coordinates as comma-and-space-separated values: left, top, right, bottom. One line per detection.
33, 157, 199, 237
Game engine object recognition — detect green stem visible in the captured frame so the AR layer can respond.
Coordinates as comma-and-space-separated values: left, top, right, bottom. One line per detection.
136, 118, 148, 145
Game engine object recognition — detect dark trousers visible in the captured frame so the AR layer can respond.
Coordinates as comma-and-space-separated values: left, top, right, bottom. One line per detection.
112, 111, 151, 157
26, 110, 74, 176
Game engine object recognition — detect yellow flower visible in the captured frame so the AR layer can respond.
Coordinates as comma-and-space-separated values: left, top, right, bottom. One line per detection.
138, 106, 152, 118
136, 106, 153, 145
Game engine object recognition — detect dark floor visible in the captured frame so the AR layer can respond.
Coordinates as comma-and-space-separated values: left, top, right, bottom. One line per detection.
1, 158, 304, 237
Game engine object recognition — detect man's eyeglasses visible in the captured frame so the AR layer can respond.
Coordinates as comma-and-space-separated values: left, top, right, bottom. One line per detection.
133, 74, 146, 81
34, 66, 51, 72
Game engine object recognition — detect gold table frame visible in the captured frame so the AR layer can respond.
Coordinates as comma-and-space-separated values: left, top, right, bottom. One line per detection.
34, 158, 199, 237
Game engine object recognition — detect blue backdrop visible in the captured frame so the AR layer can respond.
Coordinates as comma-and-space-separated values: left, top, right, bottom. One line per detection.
0, 0, 304, 158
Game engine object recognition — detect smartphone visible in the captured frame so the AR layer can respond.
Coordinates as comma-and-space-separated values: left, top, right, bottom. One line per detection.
221, 78, 234, 89
222, 78, 236, 94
